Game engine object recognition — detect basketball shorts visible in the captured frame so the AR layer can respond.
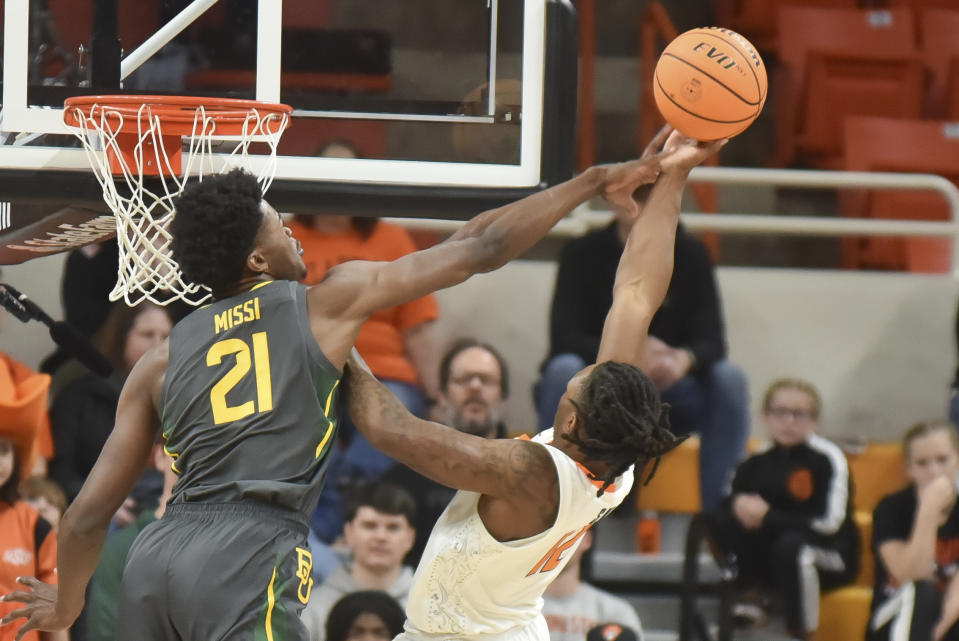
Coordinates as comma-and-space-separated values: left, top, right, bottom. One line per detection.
117, 502, 315, 641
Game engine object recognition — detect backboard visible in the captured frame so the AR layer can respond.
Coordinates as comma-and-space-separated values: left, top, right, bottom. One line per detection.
0, 0, 577, 263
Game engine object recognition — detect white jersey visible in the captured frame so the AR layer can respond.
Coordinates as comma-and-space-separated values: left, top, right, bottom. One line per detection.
403, 429, 635, 641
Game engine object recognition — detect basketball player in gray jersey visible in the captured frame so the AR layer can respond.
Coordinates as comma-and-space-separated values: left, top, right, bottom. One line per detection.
2, 150, 667, 640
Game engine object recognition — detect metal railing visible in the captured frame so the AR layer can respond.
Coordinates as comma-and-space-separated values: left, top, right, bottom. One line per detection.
391, 167, 959, 277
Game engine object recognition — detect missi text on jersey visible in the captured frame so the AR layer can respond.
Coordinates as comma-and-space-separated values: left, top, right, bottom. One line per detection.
214, 297, 261, 334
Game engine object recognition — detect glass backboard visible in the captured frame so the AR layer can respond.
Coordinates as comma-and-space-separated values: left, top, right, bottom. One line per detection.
0, 0, 576, 263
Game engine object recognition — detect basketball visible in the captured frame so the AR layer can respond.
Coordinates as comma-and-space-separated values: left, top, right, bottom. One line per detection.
653, 27, 767, 141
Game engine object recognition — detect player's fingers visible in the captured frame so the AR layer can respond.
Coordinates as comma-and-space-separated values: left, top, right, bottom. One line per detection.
1, 590, 34, 604
15, 577, 40, 588
15, 618, 38, 641
642, 124, 673, 159
1, 605, 31, 624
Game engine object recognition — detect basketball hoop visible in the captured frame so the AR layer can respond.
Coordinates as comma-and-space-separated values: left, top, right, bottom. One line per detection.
63, 95, 293, 306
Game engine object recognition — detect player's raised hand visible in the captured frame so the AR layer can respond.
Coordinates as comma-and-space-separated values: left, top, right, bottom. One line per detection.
659, 131, 727, 175
601, 134, 666, 218
0, 577, 72, 640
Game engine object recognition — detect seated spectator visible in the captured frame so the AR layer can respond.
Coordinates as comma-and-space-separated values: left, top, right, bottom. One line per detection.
19, 477, 67, 531
0, 419, 65, 641
537, 206, 748, 513
85, 443, 178, 641
293, 142, 440, 544
709, 378, 859, 641
48, 301, 173, 505
380, 338, 508, 565
303, 482, 416, 641
869, 419, 959, 641
325, 591, 406, 641
542, 529, 642, 641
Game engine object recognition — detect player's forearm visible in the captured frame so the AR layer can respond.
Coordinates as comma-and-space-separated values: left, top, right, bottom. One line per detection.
450, 166, 606, 271
613, 171, 687, 306
50, 508, 109, 621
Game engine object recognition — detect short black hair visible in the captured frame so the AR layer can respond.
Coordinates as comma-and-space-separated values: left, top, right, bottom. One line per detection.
325, 591, 405, 641
439, 338, 510, 398
170, 168, 263, 293
562, 361, 686, 495
344, 481, 416, 525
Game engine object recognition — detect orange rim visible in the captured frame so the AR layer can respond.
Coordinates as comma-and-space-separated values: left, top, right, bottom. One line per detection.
63, 95, 293, 136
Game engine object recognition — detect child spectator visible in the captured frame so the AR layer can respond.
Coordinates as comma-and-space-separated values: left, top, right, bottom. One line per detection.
711, 378, 859, 641
869, 419, 959, 641
19, 478, 66, 531
0, 428, 65, 641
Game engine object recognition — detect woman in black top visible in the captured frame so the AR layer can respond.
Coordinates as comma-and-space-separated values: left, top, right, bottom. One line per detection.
870, 419, 959, 641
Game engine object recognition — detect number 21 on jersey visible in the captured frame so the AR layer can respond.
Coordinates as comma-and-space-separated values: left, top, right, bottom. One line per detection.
207, 331, 273, 424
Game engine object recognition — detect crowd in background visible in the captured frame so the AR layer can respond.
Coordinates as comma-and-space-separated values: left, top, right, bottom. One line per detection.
1, 166, 958, 641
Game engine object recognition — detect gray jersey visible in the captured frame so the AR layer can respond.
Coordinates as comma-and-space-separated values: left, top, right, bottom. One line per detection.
161, 280, 340, 516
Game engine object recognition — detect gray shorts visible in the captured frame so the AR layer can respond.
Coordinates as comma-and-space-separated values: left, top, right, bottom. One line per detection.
117, 502, 315, 641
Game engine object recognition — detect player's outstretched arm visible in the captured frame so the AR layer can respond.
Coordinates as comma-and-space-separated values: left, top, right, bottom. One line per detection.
343, 350, 555, 502
597, 132, 726, 367
310, 156, 663, 325
1, 344, 165, 639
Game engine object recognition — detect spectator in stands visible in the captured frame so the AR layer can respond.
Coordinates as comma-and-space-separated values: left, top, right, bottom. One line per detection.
711, 378, 859, 641
293, 141, 440, 545
19, 478, 67, 531
85, 444, 177, 641
40, 240, 118, 381
48, 302, 173, 508
0, 417, 66, 641
324, 591, 406, 641
0, 302, 54, 478
542, 529, 642, 641
869, 419, 959, 641
302, 482, 416, 641
381, 338, 508, 564
536, 197, 748, 513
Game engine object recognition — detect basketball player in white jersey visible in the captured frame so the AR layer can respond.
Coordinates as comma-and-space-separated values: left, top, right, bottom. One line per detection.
342, 128, 725, 641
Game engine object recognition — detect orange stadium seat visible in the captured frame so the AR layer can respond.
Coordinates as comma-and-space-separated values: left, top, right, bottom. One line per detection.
918, 9, 959, 118
842, 117, 959, 272
636, 436, 701, 514
846, 441, 908, 586
774, 7, 920, 167
812, 442, 907, 641
886, 0, 959, 10
712, 0, 857, 53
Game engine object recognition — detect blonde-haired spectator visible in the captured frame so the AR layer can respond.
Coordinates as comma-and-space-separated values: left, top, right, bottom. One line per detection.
710, 378, 859, 641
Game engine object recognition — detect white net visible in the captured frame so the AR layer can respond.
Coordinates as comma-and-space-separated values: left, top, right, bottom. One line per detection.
65, 100, 289, 306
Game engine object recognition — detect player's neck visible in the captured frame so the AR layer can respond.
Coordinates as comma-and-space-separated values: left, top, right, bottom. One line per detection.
214, 274, 273, 300
351, 561, 404, 590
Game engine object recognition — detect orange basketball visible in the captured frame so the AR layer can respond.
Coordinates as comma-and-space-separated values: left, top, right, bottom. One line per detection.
653, 27, 767, 141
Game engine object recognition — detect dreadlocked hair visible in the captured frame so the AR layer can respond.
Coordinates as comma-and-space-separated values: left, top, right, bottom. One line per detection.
561, 361, 687, 496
